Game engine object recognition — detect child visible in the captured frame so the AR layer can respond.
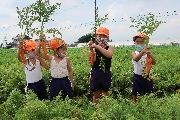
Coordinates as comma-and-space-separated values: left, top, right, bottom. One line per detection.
17, 37, 49, 100
89, 27, 114, 104
35, 34, 74, 100
131, 33, 156, 103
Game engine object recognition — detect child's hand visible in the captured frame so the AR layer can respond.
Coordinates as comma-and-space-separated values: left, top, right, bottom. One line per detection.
142, 46, 150, 53
146, 51, 153, 57
39, 34, 45, 41
71, 83, 74, 91
88, 41, 93, 47
17, 42, 24, 49
90, 43, 97, 48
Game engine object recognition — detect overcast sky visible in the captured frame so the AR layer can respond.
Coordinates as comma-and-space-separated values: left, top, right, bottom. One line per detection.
0, 0, 180, 45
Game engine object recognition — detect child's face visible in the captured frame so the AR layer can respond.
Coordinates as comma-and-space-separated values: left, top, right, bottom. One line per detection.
25, 50, 36, 58
134, 37, 145, 45
95, 34, 108, 46
55, 45, 67, 57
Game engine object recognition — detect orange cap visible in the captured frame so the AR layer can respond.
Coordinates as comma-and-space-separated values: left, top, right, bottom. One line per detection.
96, 27, 109, 37
49, 38, 66, 51
23, 40, 37, 51
133, 33, 147, 41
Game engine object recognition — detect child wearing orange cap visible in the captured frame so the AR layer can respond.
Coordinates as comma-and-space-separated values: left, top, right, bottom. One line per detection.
17, 37, 49, 100
131, 33, 156, 102
88, 27, 114, 104
35, 35, 74, 100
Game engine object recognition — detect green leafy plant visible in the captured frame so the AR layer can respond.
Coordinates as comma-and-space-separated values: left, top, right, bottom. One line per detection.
16, 6, 34, 37
91, 7, 109, 39
130, 12, 165, 46
46, 28, 62, 38
30, 0, 61, 37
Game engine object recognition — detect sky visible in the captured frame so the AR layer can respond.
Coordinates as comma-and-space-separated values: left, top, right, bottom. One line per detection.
0, 0, 180, 45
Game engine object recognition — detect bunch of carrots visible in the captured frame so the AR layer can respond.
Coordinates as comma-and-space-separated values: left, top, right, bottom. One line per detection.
39, 34, 48, 59
19, 34, 49, 65
18, 37, 26, 65
144, 35, 152, 75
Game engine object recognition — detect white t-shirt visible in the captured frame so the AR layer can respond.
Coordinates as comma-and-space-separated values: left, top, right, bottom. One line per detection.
50, 56, 68, 78
24, 58, 42, 84
132, 51, 152, 75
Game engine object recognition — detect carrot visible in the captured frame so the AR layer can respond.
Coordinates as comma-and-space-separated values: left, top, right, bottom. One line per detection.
89, 50, 94, 66
40, 41, 48, 58
146, 57, 152, 74
19, 49, 26, 65
88, 40, 94, 66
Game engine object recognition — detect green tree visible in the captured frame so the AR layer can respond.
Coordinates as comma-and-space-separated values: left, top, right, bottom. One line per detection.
77, 33, 95, 43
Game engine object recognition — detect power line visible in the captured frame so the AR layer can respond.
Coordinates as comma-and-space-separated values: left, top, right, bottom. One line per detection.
0, 11, 179, 31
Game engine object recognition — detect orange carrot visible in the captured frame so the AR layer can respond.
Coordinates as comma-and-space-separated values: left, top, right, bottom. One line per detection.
41, 42, 48, 58
88, 40, 94, 66
19, 49, 26, 65
89, 50, 94, 66
146, 57, 152, 74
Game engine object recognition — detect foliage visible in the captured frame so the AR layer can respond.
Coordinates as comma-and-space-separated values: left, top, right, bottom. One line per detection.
30, 0, 61, 37
16, 5, 34, 36
130, 12, 165, 38
77, 33, 94, 43
1, 88, 180, 119
16, 0, 61, 38
90, 7, 109, 41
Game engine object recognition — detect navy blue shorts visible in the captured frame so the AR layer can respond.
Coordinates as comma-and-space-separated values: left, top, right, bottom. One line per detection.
27, 79, 48, 100
49, 76, 72, 100
131, 74, 154, 96
90, 68, 112, 92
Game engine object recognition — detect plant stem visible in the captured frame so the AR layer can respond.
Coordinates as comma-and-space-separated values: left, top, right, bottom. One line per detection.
41, 21, 44, 34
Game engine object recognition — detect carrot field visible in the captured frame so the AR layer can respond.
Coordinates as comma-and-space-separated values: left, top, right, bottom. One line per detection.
0, 45, 180, 119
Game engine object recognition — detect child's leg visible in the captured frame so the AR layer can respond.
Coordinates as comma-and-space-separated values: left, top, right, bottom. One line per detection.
131, 74, 143, 103
27, 82, 40, 99
93, 90, 102, 104
132, 95, 137, 103
61, 77, 73, 100
102, 90, 109, 106
101, 70, 112, 95
49, 78, 62, 101
142, 79, 154, 95
38, 79, 48, 100
90, 69, 101, 104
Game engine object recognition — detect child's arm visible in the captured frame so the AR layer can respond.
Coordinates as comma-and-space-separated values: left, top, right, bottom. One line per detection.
132, 47, 149, 62
66, 57, 74, 90
131, 51, 144, 62
36, 56, 49, 70
17, 42, 26, 64
35, 42, 51, 61
17, 49, 23, 62
90, 44, 114, 58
